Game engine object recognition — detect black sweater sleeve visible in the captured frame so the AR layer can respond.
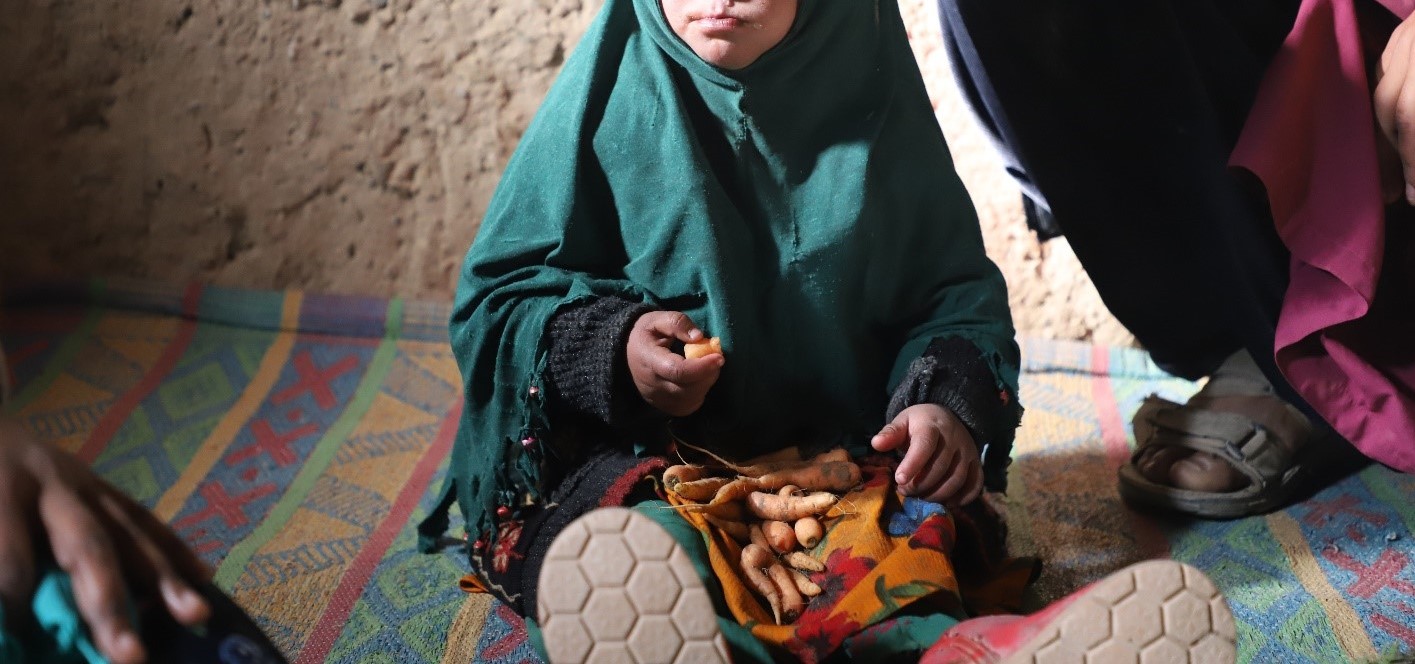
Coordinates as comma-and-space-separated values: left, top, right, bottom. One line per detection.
542, 296, 656, 426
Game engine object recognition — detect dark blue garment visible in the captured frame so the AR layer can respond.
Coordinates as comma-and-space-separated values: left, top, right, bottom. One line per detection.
936, 0, 1315, 405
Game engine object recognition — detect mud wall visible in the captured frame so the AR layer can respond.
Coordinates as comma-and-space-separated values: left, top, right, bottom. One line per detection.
0, 0, 1131, 344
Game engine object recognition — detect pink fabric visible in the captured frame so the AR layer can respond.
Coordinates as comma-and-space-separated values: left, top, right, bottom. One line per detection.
1231, 0, 1415, 473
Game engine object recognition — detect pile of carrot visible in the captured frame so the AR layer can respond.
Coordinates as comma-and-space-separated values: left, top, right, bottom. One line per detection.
663, 447, 861, 625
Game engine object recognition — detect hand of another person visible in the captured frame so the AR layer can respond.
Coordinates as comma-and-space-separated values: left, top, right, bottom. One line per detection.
870, 403, 982, 506
626, 311, 724, 417
1375, 11, 1415, 205
0, 416, 211, 664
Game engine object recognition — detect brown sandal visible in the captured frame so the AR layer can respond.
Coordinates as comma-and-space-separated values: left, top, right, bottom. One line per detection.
1119, 394, 1317, 518
1117, 351, 1358, 519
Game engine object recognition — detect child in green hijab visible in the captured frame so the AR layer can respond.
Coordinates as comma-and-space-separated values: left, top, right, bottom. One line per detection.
418, 0, 1238, 662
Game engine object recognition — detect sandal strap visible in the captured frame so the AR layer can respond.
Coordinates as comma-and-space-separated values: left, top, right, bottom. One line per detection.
1198, 350, 1276, 398
1137, 405, 1298, 488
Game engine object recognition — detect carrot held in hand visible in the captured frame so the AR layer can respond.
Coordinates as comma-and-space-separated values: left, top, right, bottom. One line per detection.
683, 336, 723, 359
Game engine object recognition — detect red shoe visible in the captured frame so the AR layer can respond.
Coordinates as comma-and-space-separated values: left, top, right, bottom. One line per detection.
922, 560, 1235, 664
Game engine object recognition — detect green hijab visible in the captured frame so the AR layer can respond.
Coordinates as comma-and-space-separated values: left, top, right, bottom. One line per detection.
419, 0, 1020, 550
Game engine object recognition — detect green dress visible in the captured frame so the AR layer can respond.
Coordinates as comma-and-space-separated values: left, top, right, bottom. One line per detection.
418, 0, 1021, 564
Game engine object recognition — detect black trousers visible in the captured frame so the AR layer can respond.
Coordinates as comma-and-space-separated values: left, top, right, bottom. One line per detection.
937, 0, 1308, 402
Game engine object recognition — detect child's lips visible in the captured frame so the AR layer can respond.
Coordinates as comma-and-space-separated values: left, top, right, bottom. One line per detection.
692, 15, 746, 34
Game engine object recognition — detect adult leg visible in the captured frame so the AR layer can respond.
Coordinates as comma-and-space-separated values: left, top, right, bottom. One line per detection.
935, 1, 1365, 509
937, 0, 1299, 388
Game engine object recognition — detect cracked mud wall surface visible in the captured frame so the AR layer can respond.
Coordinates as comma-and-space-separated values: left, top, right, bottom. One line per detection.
0, 0, 1131, 344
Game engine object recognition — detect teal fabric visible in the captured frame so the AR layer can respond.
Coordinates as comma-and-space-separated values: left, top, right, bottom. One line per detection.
0, 569, 107, 664
634, 501, 775, 664
419, 0, 1020, 552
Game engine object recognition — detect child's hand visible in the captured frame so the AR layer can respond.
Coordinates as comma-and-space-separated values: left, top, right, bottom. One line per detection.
870, 403, 982, 506
627, 311, 724, 417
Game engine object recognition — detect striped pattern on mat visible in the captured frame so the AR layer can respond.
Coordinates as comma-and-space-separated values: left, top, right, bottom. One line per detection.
1016, 340, 1415, 664
1, 280, 1411, 663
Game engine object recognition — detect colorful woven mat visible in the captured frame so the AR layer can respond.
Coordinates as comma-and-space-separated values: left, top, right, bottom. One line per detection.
1, 280, 1411, 663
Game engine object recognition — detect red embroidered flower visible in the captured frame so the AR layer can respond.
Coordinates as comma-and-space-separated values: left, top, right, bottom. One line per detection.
908, 512, 956, 554
785, 610, 863, 664
491, 520, 525, 574
806, 547, 876, 613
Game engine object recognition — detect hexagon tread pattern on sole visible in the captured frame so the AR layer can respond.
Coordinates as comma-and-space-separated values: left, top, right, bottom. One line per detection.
1006, 560, 1236, 664
538, 507, 731, 664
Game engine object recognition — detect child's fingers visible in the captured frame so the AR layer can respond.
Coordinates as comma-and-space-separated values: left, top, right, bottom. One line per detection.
927, 456, 976, 505
911, 441, 960, 498
654, 354, 724, 389
939, 459, 983, 507
894, 417, 939, 487
637, 349, 721, 417
957, 460, 984, 506
646, 311, 705, 344
679, 355, 726, 382
643, 344, 690, 382
871, 416, 909, 453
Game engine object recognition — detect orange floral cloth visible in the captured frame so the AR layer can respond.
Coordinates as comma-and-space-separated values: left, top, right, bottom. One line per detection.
665, 455, 1037, 663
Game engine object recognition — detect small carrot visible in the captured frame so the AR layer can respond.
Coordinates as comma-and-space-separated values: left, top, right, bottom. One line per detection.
683, 478, 759, 513
730, 448, 850, 479
753, 460, 861, 493
783, 550, 824, 573
749, 522, 770, 551
742, 542, 776, 570
794, 516, 823, 548
746, 490, 838, 522
741, 544, 782, 624
778, 484, 800, 497
767, 563, 804, 623
671, 476, 732, 501
713, 500, 745, 522
749, 446, 807, 466
663, 464, 705, 491
704, 514, 750, 543
761, 520, 797, 553
790, 569, 822, 597
808, 448, 851, 464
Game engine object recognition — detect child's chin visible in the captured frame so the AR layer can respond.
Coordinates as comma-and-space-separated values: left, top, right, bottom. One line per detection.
690, 43, 763, 71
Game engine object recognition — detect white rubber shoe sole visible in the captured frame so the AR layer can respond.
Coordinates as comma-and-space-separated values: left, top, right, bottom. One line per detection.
537, 507, 732, 664
1003, 560, 1236, 664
